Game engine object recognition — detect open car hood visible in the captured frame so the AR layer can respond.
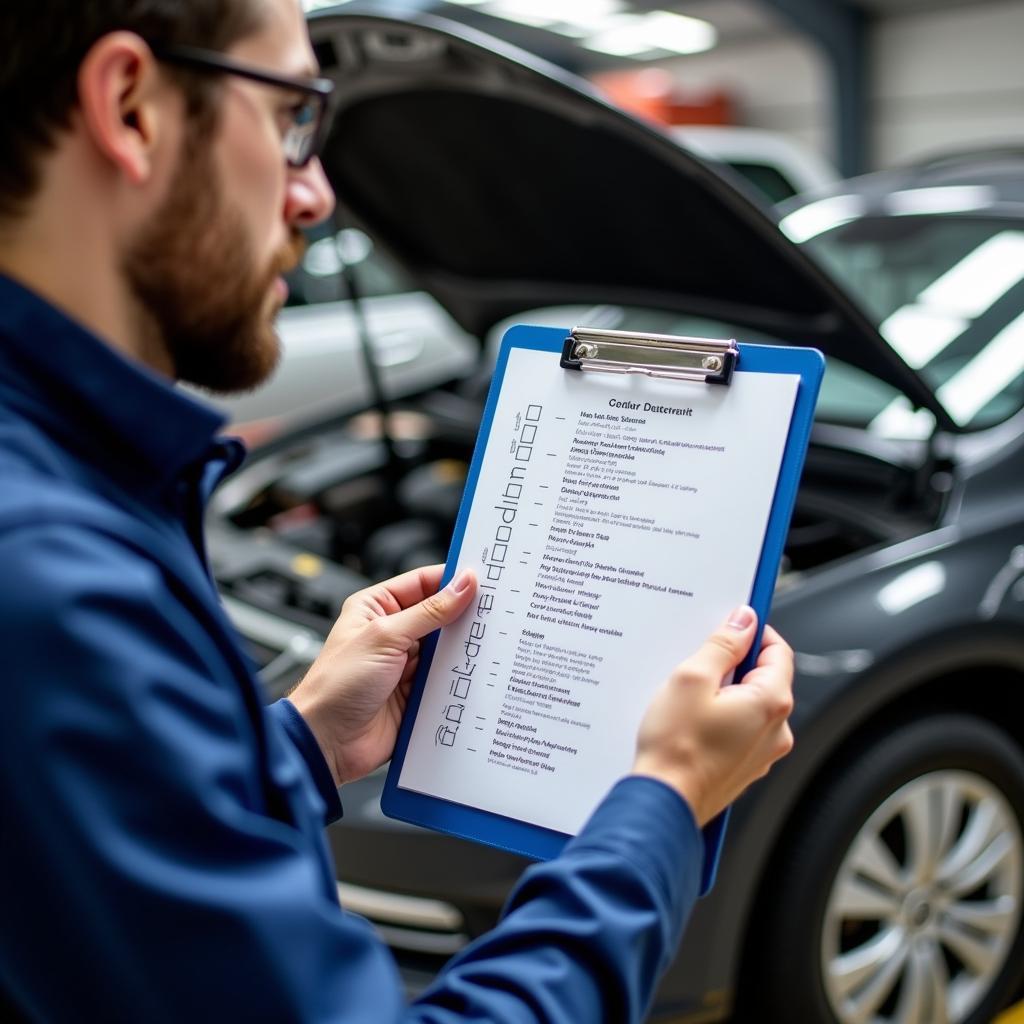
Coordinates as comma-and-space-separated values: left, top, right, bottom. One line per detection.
309, 8, 950, 427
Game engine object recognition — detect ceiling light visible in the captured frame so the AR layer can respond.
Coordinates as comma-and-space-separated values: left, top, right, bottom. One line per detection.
471, 0, 629, 35
483, 0, 561, 28
584, 10, 716, 58
641, 11, 717, 54
583, 17, 658, 57
547, 1, 628, 37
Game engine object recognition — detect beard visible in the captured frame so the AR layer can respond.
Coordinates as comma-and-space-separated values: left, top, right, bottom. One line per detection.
124, 125, 304, 394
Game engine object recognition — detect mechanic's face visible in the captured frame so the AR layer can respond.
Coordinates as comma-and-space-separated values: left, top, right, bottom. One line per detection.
126, 0, 334, 393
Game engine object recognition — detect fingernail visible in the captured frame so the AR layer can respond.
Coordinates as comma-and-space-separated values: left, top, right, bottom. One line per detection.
727, 605, 755, 630
447, 569, 472, 595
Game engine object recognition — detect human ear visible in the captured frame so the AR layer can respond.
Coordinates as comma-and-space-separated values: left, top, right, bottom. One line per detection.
76, 31, 170, 186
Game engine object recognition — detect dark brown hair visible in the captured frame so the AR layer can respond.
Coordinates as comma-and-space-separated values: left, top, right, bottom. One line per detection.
0, 1, 265, 217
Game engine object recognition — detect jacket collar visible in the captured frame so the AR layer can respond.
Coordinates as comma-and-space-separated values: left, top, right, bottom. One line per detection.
0, 272, 238, 495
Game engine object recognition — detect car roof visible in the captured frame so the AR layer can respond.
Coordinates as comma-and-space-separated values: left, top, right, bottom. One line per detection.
780, 148, 1024, 215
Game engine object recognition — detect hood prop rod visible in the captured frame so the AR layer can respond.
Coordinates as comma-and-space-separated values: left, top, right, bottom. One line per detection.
335, 222, 404, 498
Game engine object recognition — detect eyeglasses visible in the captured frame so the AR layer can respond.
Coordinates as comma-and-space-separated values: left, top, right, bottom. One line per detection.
149, 43, 335, 168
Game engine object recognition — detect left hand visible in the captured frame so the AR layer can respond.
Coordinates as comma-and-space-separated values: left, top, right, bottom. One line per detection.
289, 565, 477, 786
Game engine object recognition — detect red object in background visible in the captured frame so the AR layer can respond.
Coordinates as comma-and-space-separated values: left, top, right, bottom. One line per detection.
590, 68, 735, 126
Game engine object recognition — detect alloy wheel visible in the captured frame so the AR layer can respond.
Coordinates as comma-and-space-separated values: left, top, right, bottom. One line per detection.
821, 770, 1023, 1024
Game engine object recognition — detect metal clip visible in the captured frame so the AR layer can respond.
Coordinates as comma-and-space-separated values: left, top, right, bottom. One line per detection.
560, 326, 738, 385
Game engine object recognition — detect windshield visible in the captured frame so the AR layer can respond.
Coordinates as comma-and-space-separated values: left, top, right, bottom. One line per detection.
804, 215, 1024, 432
486, 305, 911, 436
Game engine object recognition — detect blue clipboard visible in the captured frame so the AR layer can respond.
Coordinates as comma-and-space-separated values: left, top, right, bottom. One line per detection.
383, 324, 824, 895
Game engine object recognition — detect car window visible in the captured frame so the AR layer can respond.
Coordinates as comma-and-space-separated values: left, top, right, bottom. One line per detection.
487, 305, 903, 434
284, 227, 416, 306
804, 215, 1024, 430
728, 162, 801, 205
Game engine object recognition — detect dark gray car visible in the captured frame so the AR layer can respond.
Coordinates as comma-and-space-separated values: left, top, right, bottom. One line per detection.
208, 10, 1024, 1023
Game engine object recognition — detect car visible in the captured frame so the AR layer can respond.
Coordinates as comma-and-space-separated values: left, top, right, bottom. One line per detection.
194, 236, 479, 442
671, 124, 838, 205
207, 8, 1024, 1023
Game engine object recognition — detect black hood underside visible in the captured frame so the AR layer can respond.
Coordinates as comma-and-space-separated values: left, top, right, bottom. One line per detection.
310, 9, 949, 426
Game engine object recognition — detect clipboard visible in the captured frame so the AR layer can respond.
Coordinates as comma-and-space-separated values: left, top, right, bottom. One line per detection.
382, 324, 824, 894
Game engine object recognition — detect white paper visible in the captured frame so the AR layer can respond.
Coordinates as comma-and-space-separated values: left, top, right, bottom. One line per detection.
398, 347, 799, 835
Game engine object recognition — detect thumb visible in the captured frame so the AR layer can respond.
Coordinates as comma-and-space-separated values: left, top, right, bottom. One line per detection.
676, 605, 758, 687
381, 569, 478, 644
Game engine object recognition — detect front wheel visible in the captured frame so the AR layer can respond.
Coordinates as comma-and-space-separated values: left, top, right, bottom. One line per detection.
742, 713, 1024, 1024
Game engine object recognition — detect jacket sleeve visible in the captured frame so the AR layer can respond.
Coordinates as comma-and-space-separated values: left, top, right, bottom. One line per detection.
409, 776, 703, 1024
0, 523, 701, 1024
267, 696, 345, 826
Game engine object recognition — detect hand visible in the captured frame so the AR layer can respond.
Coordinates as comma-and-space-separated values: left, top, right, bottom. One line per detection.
289, 565, 477, 786
631, 607, 794, 826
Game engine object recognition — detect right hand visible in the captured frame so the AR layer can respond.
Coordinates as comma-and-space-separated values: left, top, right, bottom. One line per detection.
631, 607, 794, 826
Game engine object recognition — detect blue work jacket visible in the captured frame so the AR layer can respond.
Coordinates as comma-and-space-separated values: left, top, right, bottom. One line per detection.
0, 273, 702, 1022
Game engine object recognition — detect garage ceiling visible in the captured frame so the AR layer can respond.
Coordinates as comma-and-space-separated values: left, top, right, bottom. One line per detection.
422, 0, 985, 57
667, 0, 984, 46
311, 1, 982, 69
312, 0, 991, 171
631, 0, 988, 48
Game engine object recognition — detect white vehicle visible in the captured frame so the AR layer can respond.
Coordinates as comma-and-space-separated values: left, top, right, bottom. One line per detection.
670, 124, 838, 204
195, 228, 478, 439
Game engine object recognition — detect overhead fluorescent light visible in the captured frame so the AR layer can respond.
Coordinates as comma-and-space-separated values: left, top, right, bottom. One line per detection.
640, 11, 717, 54
546, 0, 627, 37
556, 0, 623, 14
583, 10, 716, 58
483, 0, 561, 28
460, 0, 631, 36
583, 17, 657, 57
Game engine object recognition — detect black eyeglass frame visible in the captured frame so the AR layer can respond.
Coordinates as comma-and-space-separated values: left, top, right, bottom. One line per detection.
149, 42, 335, 168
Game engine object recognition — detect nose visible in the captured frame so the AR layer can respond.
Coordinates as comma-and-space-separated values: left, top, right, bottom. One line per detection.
284, 157, 336, 228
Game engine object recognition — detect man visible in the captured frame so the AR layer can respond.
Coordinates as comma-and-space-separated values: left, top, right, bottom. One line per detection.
0, 2, 795, 1021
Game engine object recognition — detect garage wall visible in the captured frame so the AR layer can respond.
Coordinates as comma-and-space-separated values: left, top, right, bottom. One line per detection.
658, 0, 1024, 173
871, 0, 1024, 167
657, 33, 834, 165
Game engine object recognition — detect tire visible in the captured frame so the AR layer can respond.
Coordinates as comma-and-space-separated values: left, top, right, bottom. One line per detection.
740, 713, 1024, 1024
